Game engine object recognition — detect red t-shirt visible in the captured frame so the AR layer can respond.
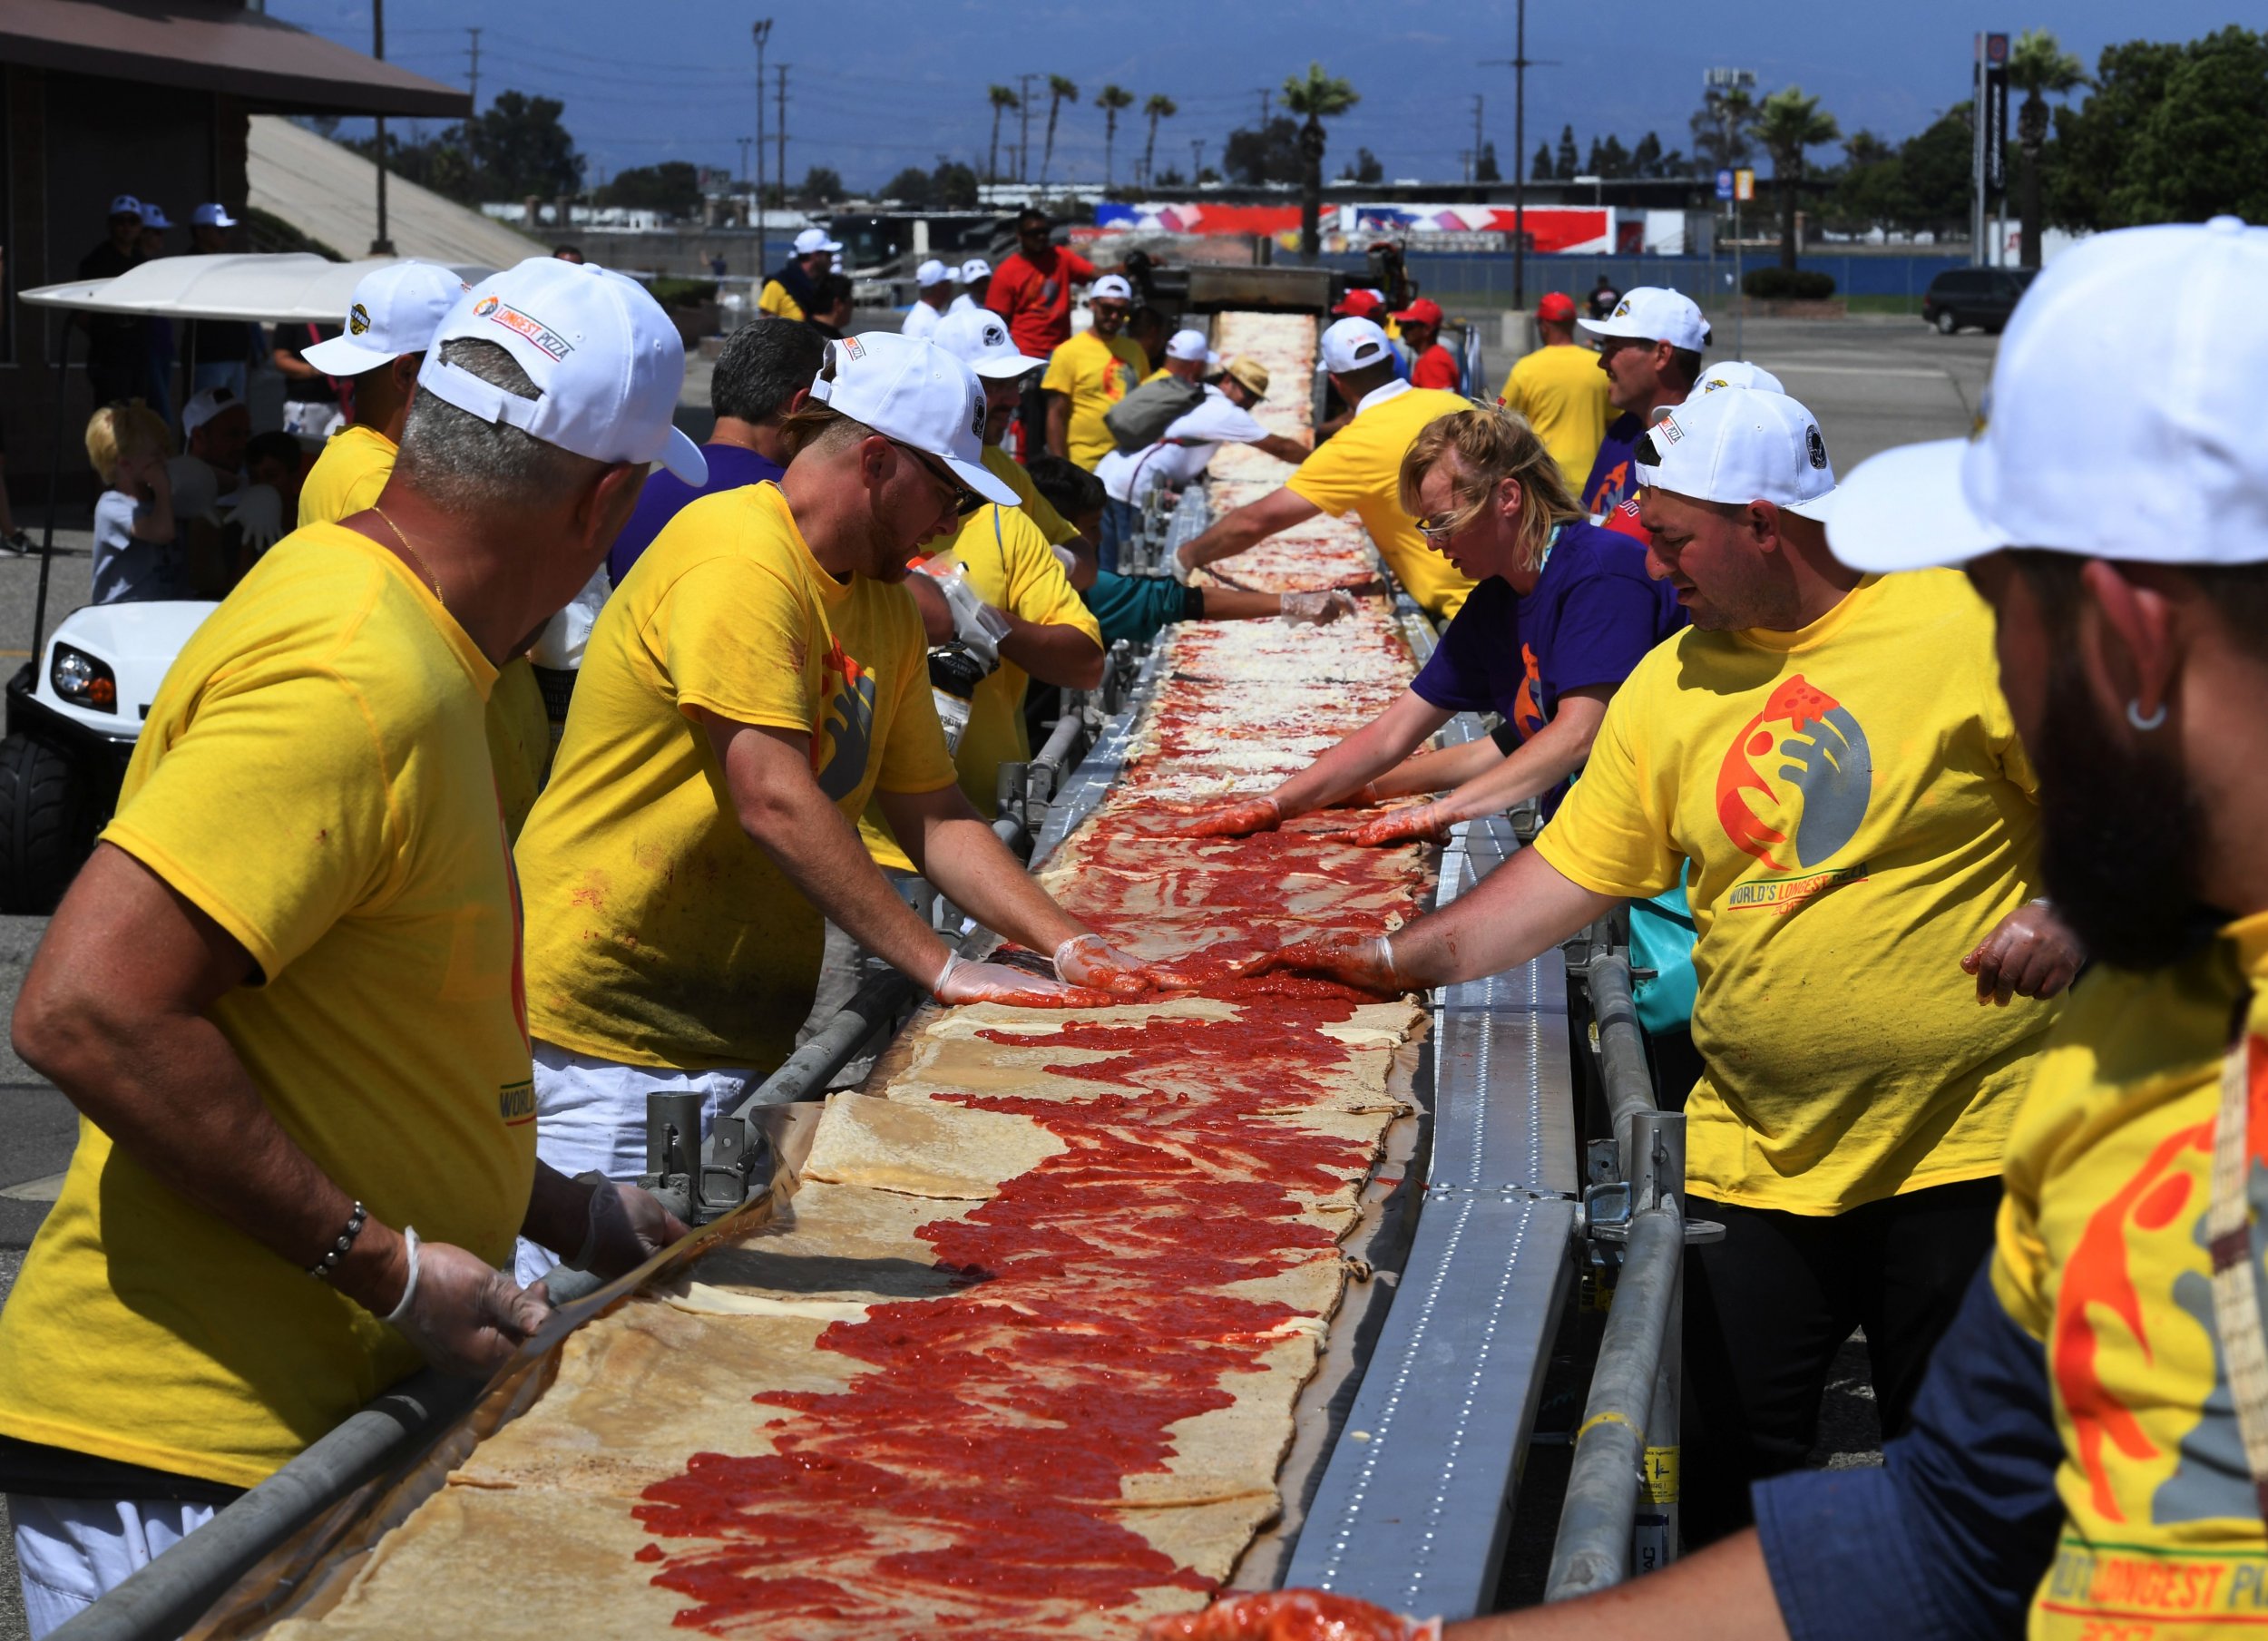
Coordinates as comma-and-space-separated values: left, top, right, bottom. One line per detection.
1410, 342, 1461, 393
1598, 494, 1650, 545
984, 248, 1100, 359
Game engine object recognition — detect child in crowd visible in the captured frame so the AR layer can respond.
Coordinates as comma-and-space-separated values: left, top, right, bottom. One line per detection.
1024, 455, 1354, 647
84, 402, 181, 604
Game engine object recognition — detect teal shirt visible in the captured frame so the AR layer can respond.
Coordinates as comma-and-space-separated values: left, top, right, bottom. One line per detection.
1082, 570, 1198, 649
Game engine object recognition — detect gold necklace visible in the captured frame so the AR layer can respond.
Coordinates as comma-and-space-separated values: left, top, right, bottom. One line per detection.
369, 503, 445, 608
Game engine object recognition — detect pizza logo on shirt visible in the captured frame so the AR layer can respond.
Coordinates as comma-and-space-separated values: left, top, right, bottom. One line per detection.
812, 634, 878, 803
1715, 674, 1873, 884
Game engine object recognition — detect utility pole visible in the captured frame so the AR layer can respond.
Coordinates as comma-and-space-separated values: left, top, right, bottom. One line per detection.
1460, 149, 1472, 185
1485, 0, 1550, 309
738, 136, 754, 193
1018, 72, 1037, 183
775, 64, 790, 211
1472, 93, 1484, 183
1191, 137, 1204, 181
370, 0, 394, 254
1252, 88, 1271, 128
752, 20, 771, 271
465, 26, 482, 112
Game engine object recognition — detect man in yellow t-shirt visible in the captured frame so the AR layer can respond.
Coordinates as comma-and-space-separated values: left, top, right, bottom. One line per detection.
939, 306, 1083, 553
758, 226, 840, 324
1498, 290, 1611, 494
293, 261, 552, 837
1274, 385, 2083, 1543
512, 333, 1162, 1284
1041, 272, 1146, 470
0, 257, 697, 1629
1171, 316, 1477, 620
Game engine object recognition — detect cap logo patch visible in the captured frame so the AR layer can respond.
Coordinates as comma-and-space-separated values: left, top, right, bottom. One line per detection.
348, 303, 371, 337
841, 336, 866, 361
1805, 425, 1828, 469
1612, 299, 1632, 318
984, 321, 1006, 346
478, 298, 574, 362
970, 384, 986, 440
1657, 415, 1685, 445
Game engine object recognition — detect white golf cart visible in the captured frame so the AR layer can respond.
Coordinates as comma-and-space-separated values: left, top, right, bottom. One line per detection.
5, 253, 488, 913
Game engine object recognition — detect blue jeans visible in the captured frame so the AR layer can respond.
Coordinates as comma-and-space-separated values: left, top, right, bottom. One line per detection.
1099, 496, 1138, 574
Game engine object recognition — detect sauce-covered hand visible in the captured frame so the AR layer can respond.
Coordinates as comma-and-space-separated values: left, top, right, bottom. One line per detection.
1182, 796, 1283, 838
1279, 589, 1358, 627
1961, 899, 2085, 1006
1339, 804, 1452, 848
1143, 1590, 1441, 1640
1252, 933, 1403, 993
1053, 933, 1195, 994
933, 952, 1112, 1008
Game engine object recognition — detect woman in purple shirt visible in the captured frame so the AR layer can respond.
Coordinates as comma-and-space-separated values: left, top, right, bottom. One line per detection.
1184, 406, 1684, 843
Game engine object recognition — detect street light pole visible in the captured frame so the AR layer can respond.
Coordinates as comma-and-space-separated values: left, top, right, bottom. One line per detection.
753, 19, 772, 279
370, 0, 395, 254
1484, 0, 1533, 310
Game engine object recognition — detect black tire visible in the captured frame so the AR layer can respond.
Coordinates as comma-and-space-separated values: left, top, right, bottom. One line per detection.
0, 732, 102, 914
1935, 308, 1960, 335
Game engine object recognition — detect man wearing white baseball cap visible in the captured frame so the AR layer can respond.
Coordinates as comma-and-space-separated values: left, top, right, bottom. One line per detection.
1041, 272, 1146, 470
948, 256, 992, 318
1173, 314, 1477, 619
758, 225, 842, 323
902, 259, 953, 340
296, 262, 468, 530
1270, 380, 2080, 1539
1575, 285, 1710, 518
0, 256, 695, 1631
513, 332, 1162, 1260
930, 307, 1082, 548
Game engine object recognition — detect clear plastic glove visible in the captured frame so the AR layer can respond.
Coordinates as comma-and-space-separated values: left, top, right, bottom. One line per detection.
1962, 899, 2085, 1005
1341, 805, 1453, 848
933, 951, 1113, 1008
918, 562, 1012, 665
566, 1176, 691, 1277
1053, 933, 1193, 995
1254, 933, 1403, 992
1169, 542, 1202, 586
1279, 589, 1358, 627
224, 482, 285, 551
1182, 796, 1283, 838
385, 1233, 551, 1379
1142, 1590, 1441, 1641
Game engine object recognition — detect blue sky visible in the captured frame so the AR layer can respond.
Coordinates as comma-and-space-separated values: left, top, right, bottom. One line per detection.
276, 0, 2249, 192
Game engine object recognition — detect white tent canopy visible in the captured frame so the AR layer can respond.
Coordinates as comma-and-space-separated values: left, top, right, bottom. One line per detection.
19, 253, 491, 323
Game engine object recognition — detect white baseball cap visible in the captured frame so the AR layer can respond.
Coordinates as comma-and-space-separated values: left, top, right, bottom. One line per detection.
417, 256, 705, 484
807, 333, 1019, 506
1164, 328, 1216, 364
794, 227, 843, 257
1832, 217, 2268, 573
181, 386, 248, 440
137, 203, 173, 231
1695, 360, 1784, 396
304, 262, 469, 376
1636, 384, 1837, 523
191, 202, 238, 230
914, 259, 951, 288
933, 307, 1045, 378
1321, 316, 1393, 374
106, 194, 142, 220
1579, 286, 1710, 352
1089, 274, 1134, 304
958, 257, 992, 282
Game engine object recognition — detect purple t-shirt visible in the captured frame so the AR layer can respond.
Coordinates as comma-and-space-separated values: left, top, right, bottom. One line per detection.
607, 442, 786, 587
1411, 519, 1685, 809
1581, 411, 1646, 515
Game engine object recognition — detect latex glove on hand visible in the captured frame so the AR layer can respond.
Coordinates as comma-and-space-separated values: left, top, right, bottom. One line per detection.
1143, 1590, 1441, 1641
1255, 933, 1403, 993
933, 952, 1112, 1008
566, 1175, 691, 1278
1278, 589, 1359, 627
1962, 899, 2085, 1006
1341, 805, 1452, 848
1182, 796, 1283, 838
917, 562, 1012, 665
1169, 543, 1202, 586
226, 482, 286, 552
1053, 933, 1195, 995
384, 1232, 552, 1378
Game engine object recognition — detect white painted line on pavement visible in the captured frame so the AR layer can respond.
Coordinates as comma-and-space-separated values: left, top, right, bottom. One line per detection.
1761, 363, 1955, 379
0, 1173, 65, 1202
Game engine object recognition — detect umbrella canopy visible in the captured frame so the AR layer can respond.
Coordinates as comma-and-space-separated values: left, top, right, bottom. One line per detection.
19, 253, 492, 324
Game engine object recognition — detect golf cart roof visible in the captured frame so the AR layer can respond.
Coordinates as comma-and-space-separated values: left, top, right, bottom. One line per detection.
18, 253, 493, 325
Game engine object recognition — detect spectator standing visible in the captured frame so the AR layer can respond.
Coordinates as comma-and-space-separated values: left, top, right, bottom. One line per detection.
83, 402, 180, 604
0, 259, 697, 1632
1041, 273, 1144, 470
608, 317, 824, 587
1392, 298, 1461, 392
1588, 272, 1620, 319
1127, 305, 1171, 379
1172, 317, 1478, 620
1498, 291, 1612, 494
295, 263, 466, 529
948, 257, 991, 317
552, 245, 586, 265
77, 195, 147, 408
272, 320, 345, 440
133, 203, 178, 425
186, 205, 260, 402
806, 273, 855, 341
759, 226, 839, 323
902, 259, 953, 340
1574, 285, 1706, 516
985, 210, 1100, 451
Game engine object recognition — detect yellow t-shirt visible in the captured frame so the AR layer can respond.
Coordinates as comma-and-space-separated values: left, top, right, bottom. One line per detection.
758, 279, 807, 323
1041, 330, 1147, 471
1499, 343, 1612, 497
982, 444, 1079, 546
1284, 383, 1478, 620
860, 503, 1102, 871
1532, 570, 2054, 1214
296, 424, 397, 532
1991, 914, 2268, 1639
517, 482, 957, 1071
0, 523, 533, 1489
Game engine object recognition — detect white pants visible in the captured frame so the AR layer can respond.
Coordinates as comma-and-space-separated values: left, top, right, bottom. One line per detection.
10, 1494, 215, 1638
513, 1041, 753, 1285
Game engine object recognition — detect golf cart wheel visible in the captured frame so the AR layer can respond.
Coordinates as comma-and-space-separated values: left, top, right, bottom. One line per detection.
0, 732, 100, 914
1935, 308, 1960, 335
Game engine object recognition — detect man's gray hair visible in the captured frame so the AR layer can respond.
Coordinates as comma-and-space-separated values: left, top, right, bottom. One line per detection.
710, 318, 826, 425
396, 338, 608, 511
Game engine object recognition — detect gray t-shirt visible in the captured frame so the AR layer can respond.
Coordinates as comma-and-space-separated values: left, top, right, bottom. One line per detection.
91, 488, 183, 604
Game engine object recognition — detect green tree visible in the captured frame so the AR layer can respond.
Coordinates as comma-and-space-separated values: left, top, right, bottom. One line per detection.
987, 85, 1021, 184
1754, 85, 1840, 270
1599, 134, 1631, 178
1690, 84, 1756, 171
883, 166, 934, 207
1280, 62, 1359, 257
601, 161, 701, 217
1338, 146, 1383, 183
2010, 29, 2086, 267
1631, 131, 1663, 177
1140, 93, 1178, 190
1531, 142, 1552, 181
1095, 84, 1134, 186
1899, 106, 1975, 232
1827, 129, 1911, 233
1223, 117, 1304, 184
800, 166, 845, 204
933, 160, 981, 210
1554, 123, 1579, 178
1039, 74, 1078, 189
2053, 27, 2268, 230
468, 91, 583, 200
1475, 141, 1501, 182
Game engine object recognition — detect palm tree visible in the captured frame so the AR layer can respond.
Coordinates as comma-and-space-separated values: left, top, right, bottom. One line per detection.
1038, 74, 1078, 190
1140, 93, 1178, 190
2009, 28, 2086, 269
1095, 83, 1135, 187
1753, 85, 1840, 272
1689, 84, 1757, 172
986, 85, 1021, 185
1280, 62, 1359, 258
